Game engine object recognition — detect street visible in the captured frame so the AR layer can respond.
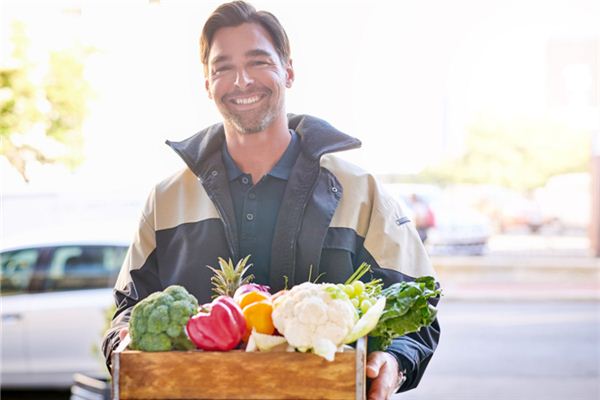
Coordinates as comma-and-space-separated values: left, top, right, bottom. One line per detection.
395, 300, 600, 400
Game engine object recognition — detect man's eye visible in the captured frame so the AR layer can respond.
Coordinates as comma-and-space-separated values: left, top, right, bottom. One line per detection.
250, 60, 269, 66
212, 66, 232, 75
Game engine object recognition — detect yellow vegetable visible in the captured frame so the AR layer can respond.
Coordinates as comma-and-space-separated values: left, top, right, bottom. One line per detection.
242, 300, 275, 340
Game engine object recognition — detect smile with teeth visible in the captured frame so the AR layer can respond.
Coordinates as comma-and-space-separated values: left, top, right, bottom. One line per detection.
230, 94, 264, 105
231, 95, 261, 105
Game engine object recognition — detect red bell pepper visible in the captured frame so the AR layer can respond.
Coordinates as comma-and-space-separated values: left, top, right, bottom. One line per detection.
185, 296, 246, 351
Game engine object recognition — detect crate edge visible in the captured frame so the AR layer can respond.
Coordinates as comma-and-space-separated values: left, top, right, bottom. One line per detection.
355, 337, 366, 400
112, 351, 119, 400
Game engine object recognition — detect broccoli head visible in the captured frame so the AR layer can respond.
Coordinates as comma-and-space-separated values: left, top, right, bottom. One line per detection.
129, 285, 199, 351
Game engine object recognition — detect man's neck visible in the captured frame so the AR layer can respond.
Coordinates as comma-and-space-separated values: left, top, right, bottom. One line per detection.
224, 117, 291, 184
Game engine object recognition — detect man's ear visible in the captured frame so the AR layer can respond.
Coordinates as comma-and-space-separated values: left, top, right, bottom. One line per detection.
285, 59, 294, 88
205, 78, 213, 99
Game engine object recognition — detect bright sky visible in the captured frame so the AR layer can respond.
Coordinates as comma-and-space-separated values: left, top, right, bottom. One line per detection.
1, 0, 599, 197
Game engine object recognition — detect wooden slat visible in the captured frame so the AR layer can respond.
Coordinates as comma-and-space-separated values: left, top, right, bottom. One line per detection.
117, 349, 358, 400
355, 337, 366, 400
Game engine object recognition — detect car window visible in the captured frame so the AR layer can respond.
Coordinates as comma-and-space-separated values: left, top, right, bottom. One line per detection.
42, 245, 127, 292
0, 248, 40, 295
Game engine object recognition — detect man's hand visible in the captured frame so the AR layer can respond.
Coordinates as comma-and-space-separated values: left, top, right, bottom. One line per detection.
366, 351, 401, 400
118, 327, 129, 341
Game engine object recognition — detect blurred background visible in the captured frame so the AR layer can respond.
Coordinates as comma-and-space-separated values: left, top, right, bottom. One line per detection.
1, 0, 599, 399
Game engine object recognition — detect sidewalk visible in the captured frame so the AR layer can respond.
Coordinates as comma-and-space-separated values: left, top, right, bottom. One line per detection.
432, 255, 600, 301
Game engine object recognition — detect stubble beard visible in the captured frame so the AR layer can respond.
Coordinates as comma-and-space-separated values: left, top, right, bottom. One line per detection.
219, 89, 284, 134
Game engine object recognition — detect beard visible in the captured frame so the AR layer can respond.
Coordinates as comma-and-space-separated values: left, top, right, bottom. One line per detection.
218, 88, 284, 134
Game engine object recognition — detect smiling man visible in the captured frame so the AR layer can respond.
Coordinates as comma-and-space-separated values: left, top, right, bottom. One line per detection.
103, 2, 440, 398
207, 26, 290, 134
204, 20, 295, 185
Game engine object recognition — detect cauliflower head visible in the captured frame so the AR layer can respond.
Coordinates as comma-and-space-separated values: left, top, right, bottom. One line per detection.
129, 285, 199, 351
271, 282, 358, 361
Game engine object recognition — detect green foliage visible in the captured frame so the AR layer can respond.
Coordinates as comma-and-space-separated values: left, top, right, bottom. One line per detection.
207, 255, 254, 298
129, 285, 199, 352
0, 21, 92, 181
368, 276, 441, 352
419, 116, 590, 190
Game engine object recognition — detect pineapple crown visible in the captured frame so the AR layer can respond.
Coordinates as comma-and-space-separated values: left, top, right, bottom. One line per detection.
207, 255, 254, 298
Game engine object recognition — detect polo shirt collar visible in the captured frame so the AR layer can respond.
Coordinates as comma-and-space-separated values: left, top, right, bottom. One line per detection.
221, 130, 300, 182
268, 130, 299, 180
222, 143, 244, 182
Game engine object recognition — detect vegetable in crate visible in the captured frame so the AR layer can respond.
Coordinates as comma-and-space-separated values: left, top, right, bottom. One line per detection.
186, 296, 246, 351
271, 282, 358, 361
242, 299, 275, 339
233, 283, 271, 304
369, 276, 441, 352
129, 285, 199, 351
233, 284, 275, 339
236, 289, 270, 309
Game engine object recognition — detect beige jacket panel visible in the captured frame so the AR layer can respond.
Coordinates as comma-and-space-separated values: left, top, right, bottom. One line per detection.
321, 154, 436, 279
115, 168, 220, 290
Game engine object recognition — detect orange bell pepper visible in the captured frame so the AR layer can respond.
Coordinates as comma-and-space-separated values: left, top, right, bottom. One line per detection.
242, 299, 275, 340
238, 290, 270, 309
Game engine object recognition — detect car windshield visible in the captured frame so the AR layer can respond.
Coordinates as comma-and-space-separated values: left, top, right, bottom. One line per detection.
1, 248, 40, 295
1, 244, 127, 295
43, 245, 127, 292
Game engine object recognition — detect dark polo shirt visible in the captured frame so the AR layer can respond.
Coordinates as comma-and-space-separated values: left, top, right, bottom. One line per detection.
221, 130, 301, 284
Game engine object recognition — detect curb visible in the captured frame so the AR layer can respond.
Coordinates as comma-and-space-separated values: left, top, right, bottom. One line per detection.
432, 256, 600, 301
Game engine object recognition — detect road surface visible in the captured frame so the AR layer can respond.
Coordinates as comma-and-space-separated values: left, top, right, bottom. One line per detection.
395, 300, 600, 400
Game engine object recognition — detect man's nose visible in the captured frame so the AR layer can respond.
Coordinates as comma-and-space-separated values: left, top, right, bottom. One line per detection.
234, 68, 253, 89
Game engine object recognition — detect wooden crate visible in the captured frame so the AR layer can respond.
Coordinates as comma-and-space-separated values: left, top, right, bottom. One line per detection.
112, 336, 366, 400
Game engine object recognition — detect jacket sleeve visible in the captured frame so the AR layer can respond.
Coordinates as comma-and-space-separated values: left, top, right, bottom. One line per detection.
101, 188, 163, 372
357, 181, 441, 392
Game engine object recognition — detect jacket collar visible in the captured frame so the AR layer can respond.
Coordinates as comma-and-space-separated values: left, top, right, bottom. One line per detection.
165, 114, 362, 177
287, 114, 361, 160
221, 130, 300, 182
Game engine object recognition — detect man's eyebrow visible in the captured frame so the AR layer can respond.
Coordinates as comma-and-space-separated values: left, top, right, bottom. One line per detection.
210, 54, 231, 65
245, 49, 274, 58
210, 49, 274, 65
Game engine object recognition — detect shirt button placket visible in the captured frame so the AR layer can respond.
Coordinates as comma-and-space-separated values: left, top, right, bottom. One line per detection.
242, 180, 257, 239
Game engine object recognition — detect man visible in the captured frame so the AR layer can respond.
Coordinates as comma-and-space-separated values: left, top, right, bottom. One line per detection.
409, 193, 435, 242
103, 2, 440, 398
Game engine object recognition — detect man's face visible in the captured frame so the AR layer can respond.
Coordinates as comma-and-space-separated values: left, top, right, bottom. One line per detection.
205, 23, 294, 134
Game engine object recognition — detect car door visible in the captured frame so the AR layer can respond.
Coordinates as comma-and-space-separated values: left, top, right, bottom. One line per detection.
0, 247, 45, 387
24, 244, 126, 387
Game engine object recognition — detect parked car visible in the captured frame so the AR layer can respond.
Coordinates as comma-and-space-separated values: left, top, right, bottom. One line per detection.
383, 183, 492, 255
1, 228, 129, 389
425, 200, 492, 256
535, 173, 591, 232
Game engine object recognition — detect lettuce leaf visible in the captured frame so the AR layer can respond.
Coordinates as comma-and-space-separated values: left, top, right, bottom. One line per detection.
368, 276, 441, 351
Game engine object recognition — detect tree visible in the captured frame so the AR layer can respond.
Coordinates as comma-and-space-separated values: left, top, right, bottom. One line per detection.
0, 22, 91, 182
418, 114, 590, 191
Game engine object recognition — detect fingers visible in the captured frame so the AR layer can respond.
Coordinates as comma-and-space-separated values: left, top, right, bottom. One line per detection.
367, 352, 400, 400
366, 351, 386, 378
118, 327, 129, 341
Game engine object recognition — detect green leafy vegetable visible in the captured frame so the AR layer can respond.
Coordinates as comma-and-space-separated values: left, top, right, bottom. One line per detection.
368, 276, 441, 351
129, 285, 199, 351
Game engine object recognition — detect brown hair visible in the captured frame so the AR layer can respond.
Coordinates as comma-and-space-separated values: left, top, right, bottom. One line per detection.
200, 1, 291, 74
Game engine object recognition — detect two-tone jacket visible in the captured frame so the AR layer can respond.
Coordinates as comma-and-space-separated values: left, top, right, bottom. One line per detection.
102, 114, 440, 391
